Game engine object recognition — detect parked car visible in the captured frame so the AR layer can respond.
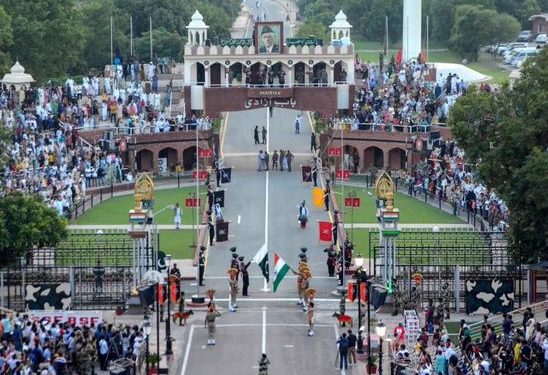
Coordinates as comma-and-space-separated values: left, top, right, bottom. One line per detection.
517, 30, 532, 42
499, 42, 527, 56
513, 50, 539, 67
534, 33, 547, 44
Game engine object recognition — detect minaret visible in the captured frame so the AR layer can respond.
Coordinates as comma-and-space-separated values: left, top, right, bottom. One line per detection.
186, 10, 209, 46
329, 10, 353, 44
402, 0, 422, 62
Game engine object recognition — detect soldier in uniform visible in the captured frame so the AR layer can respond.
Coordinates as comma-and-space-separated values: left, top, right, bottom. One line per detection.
258, 353, 270, 375
230, 248, 240, 277
339, 294, 346, 316
307, 301, 315, 336
239, 256, 251, 296
324, 244, 336, 277
198, 246, 206, 286
77, 339, 96, 375
208, 216, 215, 246
228, 268, 239, 312
392, 280, 404, 316
409, 286, 421, 313
205, 305, 221, 345
435, 297, 445, 327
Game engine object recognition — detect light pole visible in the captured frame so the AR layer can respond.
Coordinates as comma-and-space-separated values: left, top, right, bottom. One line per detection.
143, 315, 152, 374
354, 256, 365, 354
376, 320, 387, 375
367, 277, 371, 364
165, 254, 173, 356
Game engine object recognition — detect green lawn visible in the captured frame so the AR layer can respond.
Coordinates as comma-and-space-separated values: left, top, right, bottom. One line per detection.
75, 187, 206, 225
159, 230, 196, 260
353, 36, 509, 84
334, 186, 463, 224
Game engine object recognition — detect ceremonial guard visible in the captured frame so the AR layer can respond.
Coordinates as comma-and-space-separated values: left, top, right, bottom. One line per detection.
258, 353, 270, 375
198, 246, 206, 286
409, 286, 422, 313
239, 256, 251, 297
230, 247, 240, 277
332, 210, 339, 245
392, 280, 404, 316
323, 185, 330, 211
207, 185, 214, 211
324, 244, 336, 277
296, 258, 311, 312
306, 288, 317, 336
228, 268, 239, 312
205, 304, 221, 345
208, 217, 215, 246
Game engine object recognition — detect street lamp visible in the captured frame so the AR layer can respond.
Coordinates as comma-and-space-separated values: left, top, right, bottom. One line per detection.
143, 315, 152, 374
165, 254, 173, 356
376, 320, 387, 375
354, 256, 365, 354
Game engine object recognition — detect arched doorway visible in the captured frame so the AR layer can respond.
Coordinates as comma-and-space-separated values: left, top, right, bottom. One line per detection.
159, 147, 178, 171
364, 146, 384, 171
313, 62, 327, 86
388, 148, 406, 171
334, 61, 348, 84
197, 63, 205, 85
344, 145, 360, 173
182, 146, 197, 171
229, 62, 243, 86
210, 63, 221, 86
294, 62, 305, 85
249, 62, 266, 86
136, 149, 153, 172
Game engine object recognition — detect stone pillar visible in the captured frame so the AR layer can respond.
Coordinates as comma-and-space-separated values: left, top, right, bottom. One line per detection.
204, 67, 210, 87
383, 149, 389, 169
242, 70, 247, 87
329, 67, 334, 86
304, 67, 310, 85
288, 69, 293, 87
403, 0, 422, 62
224, 70, 229, 88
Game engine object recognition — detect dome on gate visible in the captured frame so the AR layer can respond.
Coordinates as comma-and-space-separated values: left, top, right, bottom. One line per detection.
186, 10, 209, 30
330, 10, 352, 29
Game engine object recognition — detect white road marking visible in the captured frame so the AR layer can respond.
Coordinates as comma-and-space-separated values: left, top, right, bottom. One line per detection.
237, 215, 241, 224
205, 275, 335, 279
216, 323, 335, 327
220, 113, 230, 158
223, 152, 313, 157
181, 325, 195, 375
190, 297, 341, 302
262, 307, 267, 353
284, 344, 294, 348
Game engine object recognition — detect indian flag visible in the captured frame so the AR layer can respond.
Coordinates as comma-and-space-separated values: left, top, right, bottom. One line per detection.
273, 252, 290, 292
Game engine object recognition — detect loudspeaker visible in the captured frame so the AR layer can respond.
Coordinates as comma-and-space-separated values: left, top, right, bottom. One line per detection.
138, 284, 155, 307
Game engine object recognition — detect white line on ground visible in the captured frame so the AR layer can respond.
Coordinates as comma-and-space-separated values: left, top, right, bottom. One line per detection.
181, 324, 195, 375
205, 275, 336, 279
223, 152, 313, 157
238, 215, 241, 224
197, 298, 341, 302
262, 307, 267, 353
216, 323, 335, 327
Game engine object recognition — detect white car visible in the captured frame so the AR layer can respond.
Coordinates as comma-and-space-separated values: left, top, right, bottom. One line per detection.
513, 50, 539, 67
535, 33, 547, 44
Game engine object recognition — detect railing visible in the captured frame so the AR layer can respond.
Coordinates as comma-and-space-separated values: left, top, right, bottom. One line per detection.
183, 81, 349, 88
329, 122, 440, 134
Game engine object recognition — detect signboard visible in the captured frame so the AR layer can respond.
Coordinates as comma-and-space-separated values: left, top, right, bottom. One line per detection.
247, 88, 294, 99
198, 148, 212, 157
286, 38, 324, 47
30, 311, 103, 327
192, 170, 209, 180
344, 197, 361, 208
185, 198, 200, 208
336, 170, 350, 181
328, 147, 343, 156
219, 38, 253, 48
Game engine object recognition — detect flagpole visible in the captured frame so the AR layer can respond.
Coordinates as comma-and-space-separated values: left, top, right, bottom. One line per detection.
262, 107, 270, 291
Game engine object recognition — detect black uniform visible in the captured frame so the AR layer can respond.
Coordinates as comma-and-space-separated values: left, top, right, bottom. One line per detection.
207, 188, 214, 211
240, 259, 251, 296
332, 216, 339, 245
324, 246, 336, 277
198, 248, 206, 286
208, 219, 215, 246
215, 165, 221, 188
324, 187, 330, 211
311, 165, 318, 187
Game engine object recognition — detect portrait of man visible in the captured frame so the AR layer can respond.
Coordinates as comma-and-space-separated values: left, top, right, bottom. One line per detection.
257, 23, 282, 54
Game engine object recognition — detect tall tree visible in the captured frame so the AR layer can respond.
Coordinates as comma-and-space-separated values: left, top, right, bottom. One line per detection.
448, 49, 548, 263
294, 20, 329, 42
0, 5, 13, 74
0, 193, 68, 268
2, 0, 85, 81
449, 5, 519, 60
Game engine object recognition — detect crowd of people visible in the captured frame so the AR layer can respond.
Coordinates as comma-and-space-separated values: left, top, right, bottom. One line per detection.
0, 311, 149, 374
391, 307, 548, 374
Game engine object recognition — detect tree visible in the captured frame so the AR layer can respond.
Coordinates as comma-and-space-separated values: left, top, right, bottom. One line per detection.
2, 0, 85, 82
134, 28, 184, 62
0, 6, 13, 74
448, 48, 548, 263
295, 20, 329, 42
0, 193, 68, 268
449, 5, 519, 60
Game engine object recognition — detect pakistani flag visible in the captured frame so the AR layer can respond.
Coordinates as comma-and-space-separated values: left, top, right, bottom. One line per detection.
252, 244, 269, 282
273, 252, 290, 292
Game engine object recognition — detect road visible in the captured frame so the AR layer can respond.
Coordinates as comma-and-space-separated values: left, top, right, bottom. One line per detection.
243, 0, 295, 38
174, 108, 355, 375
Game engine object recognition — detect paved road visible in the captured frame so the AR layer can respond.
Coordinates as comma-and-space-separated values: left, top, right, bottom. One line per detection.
244, 0, 294, 38
174, 108, 356, 375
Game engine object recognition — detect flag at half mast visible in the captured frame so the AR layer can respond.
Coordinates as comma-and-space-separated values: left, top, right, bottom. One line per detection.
273, 252, 290, 292
252, 244, 269, 282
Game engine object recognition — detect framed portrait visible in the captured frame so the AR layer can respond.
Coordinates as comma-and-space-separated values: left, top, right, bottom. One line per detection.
255, 22, 283, 54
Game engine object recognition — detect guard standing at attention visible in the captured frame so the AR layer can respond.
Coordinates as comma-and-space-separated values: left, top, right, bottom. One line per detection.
239, 256, 251, 297
198, 246, 206, 286
208, 217, 215, 246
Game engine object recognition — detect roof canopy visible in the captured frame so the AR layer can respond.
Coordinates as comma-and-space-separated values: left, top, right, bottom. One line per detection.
330, 10, 353, 29
186, 10, 209, 30
1, 61, 35, 86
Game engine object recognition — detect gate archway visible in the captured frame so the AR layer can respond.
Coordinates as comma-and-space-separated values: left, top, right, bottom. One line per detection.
136, 149, 153, 172
182, 146, 197, 170
364, 146, 384, 170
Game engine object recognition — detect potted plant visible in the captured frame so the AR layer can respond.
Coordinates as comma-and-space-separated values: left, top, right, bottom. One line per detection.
148, 354, 161, 375
367, 354, 378, 374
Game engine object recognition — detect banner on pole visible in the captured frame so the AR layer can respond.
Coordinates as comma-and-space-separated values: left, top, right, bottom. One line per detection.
192, 170, 209, 180
319, 221, 332, 242
216, 221, 229, 242
328, 147, 343, 156
312, 187, 324, 207
336, 170, 350, 181
221, 167, 232, 183
198, 148, 212, 157
185, 198, 200, 207
344, 197, 361, 208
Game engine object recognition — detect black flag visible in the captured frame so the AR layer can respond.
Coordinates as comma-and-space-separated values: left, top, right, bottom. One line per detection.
221, 167, 232, 183
216, 221, 229, 242
213, 190, 225, 208
301, 166, 312, 182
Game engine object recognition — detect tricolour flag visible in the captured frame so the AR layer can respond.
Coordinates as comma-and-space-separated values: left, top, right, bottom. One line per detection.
273, 252, 290, 292
252, 244, 269, 282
